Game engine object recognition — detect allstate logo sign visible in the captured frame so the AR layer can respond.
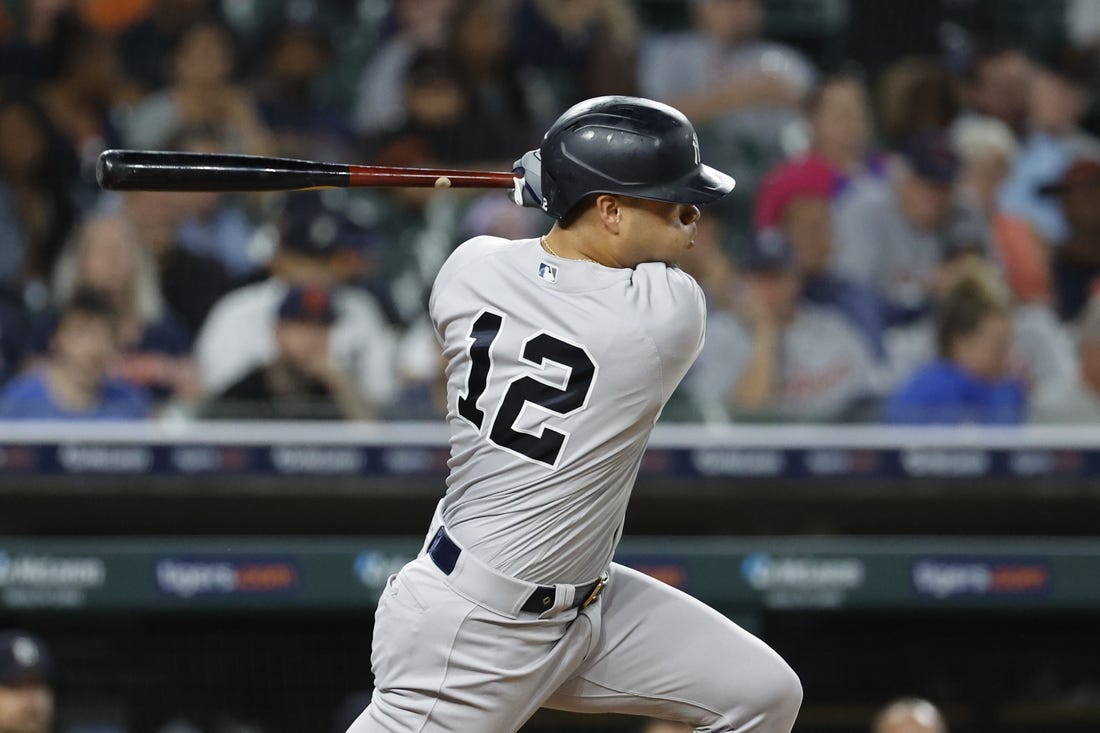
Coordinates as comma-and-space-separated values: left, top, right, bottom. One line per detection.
741, 553, 865, 609
0, 551, 107, 608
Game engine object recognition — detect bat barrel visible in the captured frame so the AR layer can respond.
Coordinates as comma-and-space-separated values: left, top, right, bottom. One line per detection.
97, 150, 350, 192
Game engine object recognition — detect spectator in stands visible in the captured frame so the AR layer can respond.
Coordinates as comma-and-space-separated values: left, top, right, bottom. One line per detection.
960, 42, 1032, 138
1032, 300, 1100, 422
122, 189, 234, 337
638, 0, 815, 214
360, 179, 467, 332
0, 630, 54, 733
998, 62, 1100, 248
195, 190, 397, 414
876, 57, 961, 149
50, 212, 200, 405
689, 229, 878, 422
116, 0, 215, 92
885, 272, 1025, 424
834, 130, 975, 324
202, 286, 372, 420
883, 246, 1075, 397
512, 0, 640, 108
0, 0, 75, 81
121, 17, 274, 157
366, 50, 504, 168
952, 115, 1051, 304
78, 0, 153, 36
449, 0, 540, 161
168, 125, 261, 281
1068, 0, 1100, 56
352, 0, 454, 139
804, 73, 882, 187
1041, 157, 1100, 321
871, 697, 948, 733
34, 12, 126, 204
0, 90, 78, 302
255, 18, 352, 161
884, 246, 1073, 396
755, 154, 887, 356
0, 287, 150, 419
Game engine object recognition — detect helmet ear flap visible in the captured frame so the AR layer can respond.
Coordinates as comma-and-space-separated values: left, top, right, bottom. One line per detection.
539, 165, 566, 220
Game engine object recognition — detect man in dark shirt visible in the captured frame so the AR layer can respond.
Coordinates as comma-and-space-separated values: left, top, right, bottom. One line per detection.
204, 286, 371, 420
1042, 157, 1100, 321
123, 189, 234, 337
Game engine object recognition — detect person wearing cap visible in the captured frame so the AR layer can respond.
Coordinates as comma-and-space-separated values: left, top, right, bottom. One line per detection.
755, 154, 887, 357
688, 228, 878, 422
194, 190, 397, 415
833, 130, 987, 323
0, 630, 54, 733
202, 285, 372, 420
1042, 156, 1100, 320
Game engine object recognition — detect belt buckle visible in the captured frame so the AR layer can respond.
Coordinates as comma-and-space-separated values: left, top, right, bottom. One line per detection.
581, 574, 608, 608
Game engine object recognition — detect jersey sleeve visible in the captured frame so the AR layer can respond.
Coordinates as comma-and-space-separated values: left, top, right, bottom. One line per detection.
629, 264, 707, 403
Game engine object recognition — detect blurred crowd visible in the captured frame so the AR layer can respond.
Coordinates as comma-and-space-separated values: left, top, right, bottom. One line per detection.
0, 0, 1099, 425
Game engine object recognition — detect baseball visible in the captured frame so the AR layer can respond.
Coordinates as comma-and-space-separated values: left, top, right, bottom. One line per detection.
434, 176, 452, 188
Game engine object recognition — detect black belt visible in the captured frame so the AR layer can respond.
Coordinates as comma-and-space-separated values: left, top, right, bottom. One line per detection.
427, 527, 605, 613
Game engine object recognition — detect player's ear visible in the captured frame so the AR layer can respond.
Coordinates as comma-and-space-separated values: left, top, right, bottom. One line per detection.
594, 194, 622, 234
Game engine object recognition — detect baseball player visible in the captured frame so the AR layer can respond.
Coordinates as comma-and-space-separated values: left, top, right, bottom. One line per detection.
348, 96, 802, 733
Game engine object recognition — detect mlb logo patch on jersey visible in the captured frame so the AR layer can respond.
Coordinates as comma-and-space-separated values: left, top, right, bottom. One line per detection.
538, 262, 557, 283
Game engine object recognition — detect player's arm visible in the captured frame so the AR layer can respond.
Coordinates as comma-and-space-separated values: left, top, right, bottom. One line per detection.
631, 265, 707, 405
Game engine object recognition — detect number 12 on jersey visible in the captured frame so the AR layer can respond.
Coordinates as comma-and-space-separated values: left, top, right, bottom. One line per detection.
457, 309, 598, 468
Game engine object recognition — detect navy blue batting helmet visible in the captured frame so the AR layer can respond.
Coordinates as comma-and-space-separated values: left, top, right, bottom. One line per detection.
538, 96, 736, 220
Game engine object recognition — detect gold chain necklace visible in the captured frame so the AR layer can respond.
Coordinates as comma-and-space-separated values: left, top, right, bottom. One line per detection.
541, 236, 596, 263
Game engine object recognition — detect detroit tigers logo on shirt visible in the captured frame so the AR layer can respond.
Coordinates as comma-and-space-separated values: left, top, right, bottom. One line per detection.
538, 262, 558, 283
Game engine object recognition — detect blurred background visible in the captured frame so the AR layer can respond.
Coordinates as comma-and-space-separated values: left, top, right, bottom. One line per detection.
1, 0, 1100, 731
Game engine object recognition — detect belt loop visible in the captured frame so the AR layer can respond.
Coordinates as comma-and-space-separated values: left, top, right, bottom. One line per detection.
538, 583, 576, 619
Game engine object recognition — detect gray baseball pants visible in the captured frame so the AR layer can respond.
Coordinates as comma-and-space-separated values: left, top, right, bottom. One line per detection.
347, 535, 802, 733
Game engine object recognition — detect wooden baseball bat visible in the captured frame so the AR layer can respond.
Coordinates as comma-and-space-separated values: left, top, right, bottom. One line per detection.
96, 150, 516, 192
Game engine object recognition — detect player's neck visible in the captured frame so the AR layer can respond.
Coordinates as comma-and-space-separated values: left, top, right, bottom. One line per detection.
544, 226, 619, 268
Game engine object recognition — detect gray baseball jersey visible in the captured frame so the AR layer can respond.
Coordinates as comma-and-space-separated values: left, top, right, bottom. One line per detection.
352, 234, 803, 733
429, 235, 705, 585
